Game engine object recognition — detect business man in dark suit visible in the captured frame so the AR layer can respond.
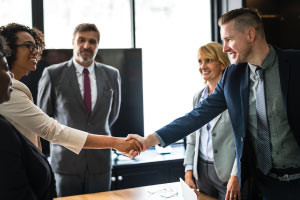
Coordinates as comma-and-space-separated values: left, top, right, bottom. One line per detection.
127, 8, 300, 200
37, 23, 121, 197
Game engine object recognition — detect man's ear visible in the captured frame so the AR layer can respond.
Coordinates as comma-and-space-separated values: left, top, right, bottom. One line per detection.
72, 39, 74, 46
248, 27, 256, 43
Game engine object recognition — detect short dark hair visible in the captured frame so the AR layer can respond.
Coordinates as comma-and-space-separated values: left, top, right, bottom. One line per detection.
0, 23, 45, 69
73, 23, 100, 42
218, 8, 265, 39
0, 35, 11, 58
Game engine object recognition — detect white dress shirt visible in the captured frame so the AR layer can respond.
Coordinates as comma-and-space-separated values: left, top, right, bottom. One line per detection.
198, 86, 218, 162
73, 58, 97, 111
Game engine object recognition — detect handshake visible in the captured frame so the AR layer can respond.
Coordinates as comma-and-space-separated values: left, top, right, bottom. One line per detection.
85, 133, 161, 158
111, 133, 160, 158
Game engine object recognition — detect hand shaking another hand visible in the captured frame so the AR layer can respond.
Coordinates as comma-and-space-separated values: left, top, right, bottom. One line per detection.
113, 133, 159, 159
125, 134, 150, 159
113, 137, 142, 157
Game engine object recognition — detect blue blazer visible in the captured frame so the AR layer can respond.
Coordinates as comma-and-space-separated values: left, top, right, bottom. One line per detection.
156, 47, 300, 182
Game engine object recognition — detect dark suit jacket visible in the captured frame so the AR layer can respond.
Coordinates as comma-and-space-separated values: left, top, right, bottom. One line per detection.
0, 116, 56, 200
37, 59, 121, 174
156, 47, 300, 183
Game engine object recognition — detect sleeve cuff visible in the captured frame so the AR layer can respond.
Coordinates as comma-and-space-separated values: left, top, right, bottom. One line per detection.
185, 165, 193, 172
154, 132, 166, 147
63, 127, 88, 154
230, 158, 238, 176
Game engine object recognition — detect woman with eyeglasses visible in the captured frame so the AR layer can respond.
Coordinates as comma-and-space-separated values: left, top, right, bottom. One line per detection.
0, 34, 56, 199
0, 23, 141, 158
183, 42, 243, 200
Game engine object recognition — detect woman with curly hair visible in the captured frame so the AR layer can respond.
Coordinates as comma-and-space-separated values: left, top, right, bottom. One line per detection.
0, 34, 56, 199
0, 23, 45, 80
0, 23, 141, 158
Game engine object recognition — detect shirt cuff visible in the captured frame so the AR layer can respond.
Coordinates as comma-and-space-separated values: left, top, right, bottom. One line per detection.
185, 165, 193, 172
154, 132, 166, 147
63, 127, 88, 154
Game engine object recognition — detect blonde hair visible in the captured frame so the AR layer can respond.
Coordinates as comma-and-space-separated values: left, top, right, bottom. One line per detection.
198, 42, 230, 67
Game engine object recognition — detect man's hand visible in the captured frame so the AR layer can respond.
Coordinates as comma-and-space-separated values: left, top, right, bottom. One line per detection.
126, 134, 149, 151
225, 176, 241, 200
125, 133, 160, 158
185, 170, 200, 195
125, 134, 147, 158
113, 138, 142, 155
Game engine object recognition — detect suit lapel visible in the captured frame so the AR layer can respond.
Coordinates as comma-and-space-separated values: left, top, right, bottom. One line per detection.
276, 49, 289, 112
91, 63, 104, 117
210, 114, 222, 131
240, 63, 249, 137
66, 60, 86, 112
199, 87, 221, 132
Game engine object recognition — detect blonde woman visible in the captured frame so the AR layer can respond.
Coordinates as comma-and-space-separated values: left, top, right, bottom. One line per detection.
184, 42, 240, 200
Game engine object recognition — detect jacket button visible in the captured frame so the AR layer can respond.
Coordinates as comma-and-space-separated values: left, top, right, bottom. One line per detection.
214, 150, 218, 154
212, 133, 216, 137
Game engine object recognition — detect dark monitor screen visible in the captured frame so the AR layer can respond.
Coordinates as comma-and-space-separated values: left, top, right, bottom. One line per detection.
21, 49, 144, 155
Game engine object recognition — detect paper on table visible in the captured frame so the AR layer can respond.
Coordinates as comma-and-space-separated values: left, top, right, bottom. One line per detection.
179, 178, 197, 200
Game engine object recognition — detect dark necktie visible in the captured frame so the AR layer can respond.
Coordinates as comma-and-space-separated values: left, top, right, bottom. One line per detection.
83, 68, 92, 116
255, 67, 272, 175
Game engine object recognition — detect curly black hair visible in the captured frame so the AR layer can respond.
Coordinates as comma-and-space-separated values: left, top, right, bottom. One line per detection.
0, 35, 11, 58
0, 23, 45, 69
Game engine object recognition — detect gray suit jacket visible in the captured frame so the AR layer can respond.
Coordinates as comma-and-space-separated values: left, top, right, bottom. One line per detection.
37, 59, 121, 174
184, 88, 237, 182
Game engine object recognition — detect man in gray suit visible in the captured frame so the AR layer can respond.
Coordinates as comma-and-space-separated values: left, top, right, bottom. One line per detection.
37, 23, 121, 197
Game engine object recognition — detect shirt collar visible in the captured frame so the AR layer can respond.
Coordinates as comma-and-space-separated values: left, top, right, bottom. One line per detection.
72, 58, 95, 74
201, 85, 209, 100
261, 45, 276, 70
248, 45, 276, 74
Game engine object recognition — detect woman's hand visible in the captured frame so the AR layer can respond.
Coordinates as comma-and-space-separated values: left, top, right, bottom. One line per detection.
113, 138, 142, 155
225, 176, 241, 200
185, 170, 200, 195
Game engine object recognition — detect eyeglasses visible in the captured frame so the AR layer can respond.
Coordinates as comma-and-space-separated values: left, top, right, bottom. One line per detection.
16, 42, 41, 53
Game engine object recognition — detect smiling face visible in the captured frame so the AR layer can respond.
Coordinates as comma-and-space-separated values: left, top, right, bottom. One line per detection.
221, 21, 252, 64
198, 56, 225, 83
12, 31, 39, 75
72, 31, 99, 67
0, 55, 13, 104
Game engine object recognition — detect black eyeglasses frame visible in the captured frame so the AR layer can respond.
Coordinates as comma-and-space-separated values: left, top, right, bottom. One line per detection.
16, 42, 41, 52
